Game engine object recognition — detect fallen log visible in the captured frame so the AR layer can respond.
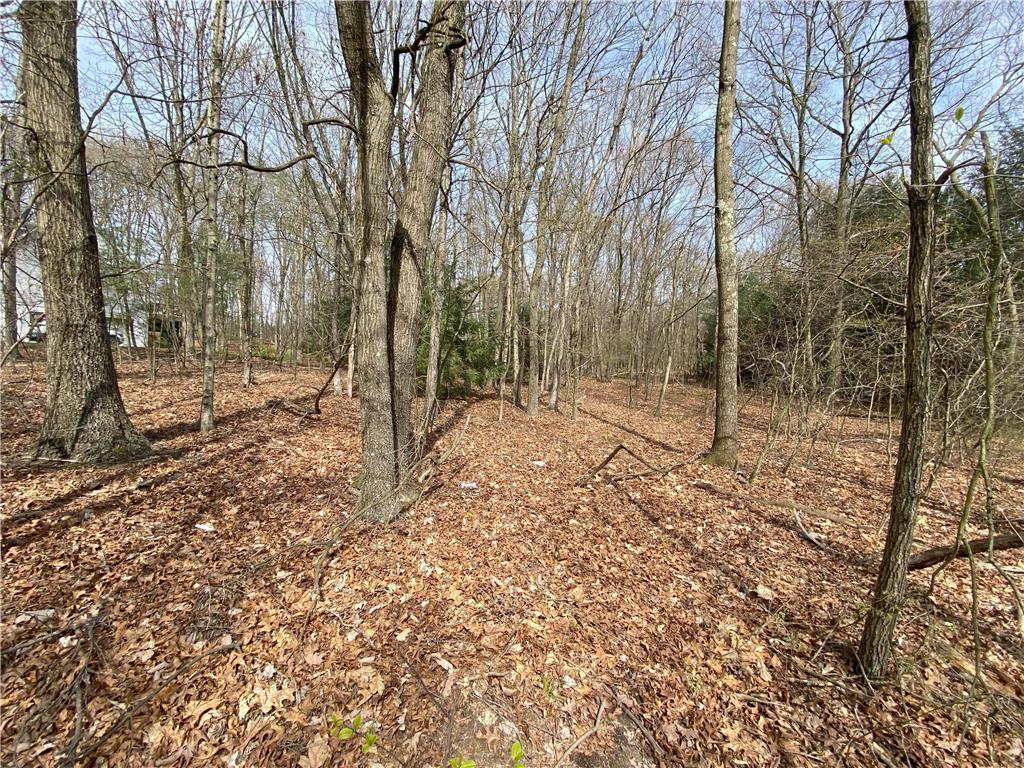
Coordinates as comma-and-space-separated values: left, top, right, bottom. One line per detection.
907, 532, 1024, 571
692, 479, 866, 530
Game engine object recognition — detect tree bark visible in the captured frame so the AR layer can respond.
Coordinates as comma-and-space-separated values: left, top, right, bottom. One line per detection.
423, 179, 450, 438
199, 0, 228, 432
19, 0, 149, 462
859, 0, 935, 680
388, 0, 465, 476
2, 57, 27, 360
706, 0, 741, 469
336, 0, 465, 521
240, 179, 254, 387
336, 0, 399, 520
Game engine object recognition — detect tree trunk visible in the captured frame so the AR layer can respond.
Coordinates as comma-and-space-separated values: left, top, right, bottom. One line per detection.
2, 58, 26, 360
859, 0, 935, 680
337, 0, 464, 521
19, 0, 149, 462
423, 182, 449, 438
2, 239, 17, 358
388, 0, 465, 476
337, 0, 401, 521
199, 0, 227, 432
706, 0, 741, 470
240, 181, 254, 387
527, 1, 588, 417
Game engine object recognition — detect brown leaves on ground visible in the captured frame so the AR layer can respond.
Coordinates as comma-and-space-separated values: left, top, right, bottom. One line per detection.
2, 358, 1023, 767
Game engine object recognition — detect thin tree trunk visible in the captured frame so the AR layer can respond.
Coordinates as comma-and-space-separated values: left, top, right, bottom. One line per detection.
240, 182, 254, 387
199, 0, 227, 432
19, 0, 149, 462
1, 59, 26, 361
706, 0, 741, 469
423, 182, 449, 438
527, 1, 588, 417
859, 0, 935, 679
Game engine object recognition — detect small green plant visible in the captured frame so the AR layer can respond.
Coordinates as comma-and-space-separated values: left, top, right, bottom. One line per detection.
541, 676, 556, 700
329, 712, 378, 755
509, 740, 525, 768
449, 758, 476, 768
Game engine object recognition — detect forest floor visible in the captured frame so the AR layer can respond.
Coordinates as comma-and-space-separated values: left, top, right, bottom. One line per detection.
2, 355, 1023, 768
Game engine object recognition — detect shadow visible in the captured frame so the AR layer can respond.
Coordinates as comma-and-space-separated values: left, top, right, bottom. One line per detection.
141, 400, 290, 442
577, 406, 689, 454
422, 392, 495, 456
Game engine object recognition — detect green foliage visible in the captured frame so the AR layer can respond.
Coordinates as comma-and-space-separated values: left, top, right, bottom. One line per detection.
329, 712, 377, 756
510, 740, 525, 768
449, 757, 476, 768
418, 269, 501, 396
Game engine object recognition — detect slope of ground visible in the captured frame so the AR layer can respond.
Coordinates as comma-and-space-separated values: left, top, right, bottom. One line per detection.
2, 357, 1022, 767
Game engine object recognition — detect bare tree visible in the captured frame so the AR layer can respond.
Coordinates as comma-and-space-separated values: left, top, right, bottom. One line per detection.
859, 0, 936, 679
706, 0, 741, 469
336, 0, 466, 521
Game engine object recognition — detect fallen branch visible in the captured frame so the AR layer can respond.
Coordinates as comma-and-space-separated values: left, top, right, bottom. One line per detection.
576, 443, 659, 486
692, 479, 866, 530
794, 511, 827, 550
907, 532, 1023, 571
604, 685, 668, 761
552, 699, 606, 768
312, 356, 346, 414
264, 397, 317, 418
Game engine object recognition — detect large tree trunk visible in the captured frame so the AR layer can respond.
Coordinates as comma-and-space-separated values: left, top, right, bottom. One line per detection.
336, 0, 402, 522
706, 0, 741, 469
199, 0, 228, 432
388, 0, 465, 477
19, 0, 149, 462
337, 0, 464, 522
859, 0, 935, 680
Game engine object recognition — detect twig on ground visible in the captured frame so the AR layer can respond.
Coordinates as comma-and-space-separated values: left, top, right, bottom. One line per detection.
794, 511, 827, 550
553, 700, 606, 768
74, 642, 239, 764
692, 479, 865, 529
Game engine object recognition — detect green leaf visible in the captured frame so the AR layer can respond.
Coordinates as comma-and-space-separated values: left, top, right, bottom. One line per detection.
510, 741, 524, 761
338, 726, 354, 740
954, 105, 964, 122
353, 714, 362, 730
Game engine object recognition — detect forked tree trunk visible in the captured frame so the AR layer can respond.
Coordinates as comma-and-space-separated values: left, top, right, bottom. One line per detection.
389, 0, 465, 477
706, 0, 741, 469
336, 0, 464, 522
199, 0, 228, 432
859, 0, 935, 680
19, 0, 149, 462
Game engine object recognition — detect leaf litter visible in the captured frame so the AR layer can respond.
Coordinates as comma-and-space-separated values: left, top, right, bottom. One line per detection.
1, 361, 1022, 766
